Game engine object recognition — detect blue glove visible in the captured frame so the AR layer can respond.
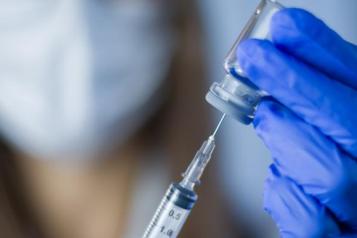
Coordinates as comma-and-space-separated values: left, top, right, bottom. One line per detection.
237, 8, 357, 237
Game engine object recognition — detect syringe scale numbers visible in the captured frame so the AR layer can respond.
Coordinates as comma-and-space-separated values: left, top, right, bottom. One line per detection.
143, 183, 197, 238
149, 198, 191, 237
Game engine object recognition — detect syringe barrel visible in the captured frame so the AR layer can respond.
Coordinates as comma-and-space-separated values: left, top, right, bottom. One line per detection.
143, 183, 197, 238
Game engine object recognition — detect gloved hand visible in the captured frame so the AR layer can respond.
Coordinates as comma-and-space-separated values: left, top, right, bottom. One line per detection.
237, 8, 357, 237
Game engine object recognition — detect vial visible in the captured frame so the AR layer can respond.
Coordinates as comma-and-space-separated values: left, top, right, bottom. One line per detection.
206, 0, 283, 124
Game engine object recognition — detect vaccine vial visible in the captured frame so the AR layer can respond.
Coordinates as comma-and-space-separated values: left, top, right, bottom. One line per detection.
206, 0, 283, 124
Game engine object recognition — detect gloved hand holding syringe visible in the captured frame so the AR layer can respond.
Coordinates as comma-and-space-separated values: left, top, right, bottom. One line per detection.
143, 1, 283, 237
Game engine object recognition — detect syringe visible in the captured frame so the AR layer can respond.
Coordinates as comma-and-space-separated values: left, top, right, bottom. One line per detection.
142, 114, 226, 238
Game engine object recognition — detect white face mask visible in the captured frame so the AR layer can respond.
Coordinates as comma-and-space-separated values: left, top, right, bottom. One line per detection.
0, 0, 175, 160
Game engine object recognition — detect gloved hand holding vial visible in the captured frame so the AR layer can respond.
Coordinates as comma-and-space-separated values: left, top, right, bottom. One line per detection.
238, 8, 357, 237
143, 0, 357, 237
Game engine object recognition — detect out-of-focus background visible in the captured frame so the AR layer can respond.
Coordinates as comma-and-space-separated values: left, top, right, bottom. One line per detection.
0, 0, 356, 238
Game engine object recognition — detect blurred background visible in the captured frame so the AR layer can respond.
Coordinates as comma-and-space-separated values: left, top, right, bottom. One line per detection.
0, 0, 356, 238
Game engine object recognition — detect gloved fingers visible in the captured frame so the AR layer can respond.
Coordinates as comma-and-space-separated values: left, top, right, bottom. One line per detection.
237, 39, 357, 157
255, 99, 357, 230
270, 8, 357, 89
264, 164, 341, 238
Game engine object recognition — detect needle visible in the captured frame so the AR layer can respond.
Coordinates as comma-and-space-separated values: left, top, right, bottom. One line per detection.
211, 114, 226, 137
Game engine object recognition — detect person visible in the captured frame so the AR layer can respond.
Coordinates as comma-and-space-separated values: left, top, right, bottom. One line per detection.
0, 1, 236, 237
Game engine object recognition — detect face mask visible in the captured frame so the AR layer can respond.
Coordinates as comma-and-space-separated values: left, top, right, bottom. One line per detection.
0, 0, 175, 160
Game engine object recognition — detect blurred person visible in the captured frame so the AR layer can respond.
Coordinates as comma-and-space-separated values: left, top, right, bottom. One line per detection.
0, 1, 238, 238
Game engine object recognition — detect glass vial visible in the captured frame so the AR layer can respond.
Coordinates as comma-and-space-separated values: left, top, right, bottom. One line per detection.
205, 0, 283, 124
